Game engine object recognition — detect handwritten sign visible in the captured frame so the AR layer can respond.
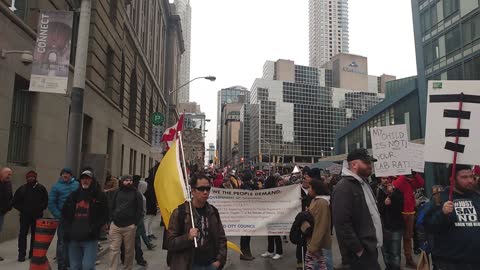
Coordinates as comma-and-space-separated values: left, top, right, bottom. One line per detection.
209, 185, 301, 236
371, 124, 411, 177
408, 142, 425, 173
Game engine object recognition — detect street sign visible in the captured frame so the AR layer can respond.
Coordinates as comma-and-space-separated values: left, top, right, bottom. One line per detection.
151, 112, 165, 126
151, 125, 163, 153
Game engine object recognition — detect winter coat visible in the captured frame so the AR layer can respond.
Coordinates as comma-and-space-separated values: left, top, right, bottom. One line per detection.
393, 174, 424, 214
145, 164, 158, 215
48, 178, 79, 219
110, 186, 143, 227
423, 188, 480, 264
137, 180, 148, 215
13, 182, 48, 219
167, 202, 227, 270
307, 196, 332, 253
0, 180, 13, 215
332, 176, 378, 265
61, 185, 109, 241
376, 186, 404, 231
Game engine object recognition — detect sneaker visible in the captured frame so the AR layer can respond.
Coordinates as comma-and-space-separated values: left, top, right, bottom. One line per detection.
18, 257, 26, 262
240, 254, 255, 261
261, 252, 274, 258
137, 260, 148, 266
296, 262, 304, 270
272, 254, 283, 260
0, 256, 4, 262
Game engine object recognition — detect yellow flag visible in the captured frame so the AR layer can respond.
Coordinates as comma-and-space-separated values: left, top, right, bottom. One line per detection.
154, 140, 188, 229
154, 139, 242, 254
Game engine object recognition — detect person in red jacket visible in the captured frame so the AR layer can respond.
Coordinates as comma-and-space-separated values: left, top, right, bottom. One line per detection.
393, 172, 424, 269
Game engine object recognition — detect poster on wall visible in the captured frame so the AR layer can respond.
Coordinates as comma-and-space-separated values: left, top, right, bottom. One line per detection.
424, 81, 480, 165
209, 185, 301, 236
29, 10, 73, 94
370, 124, 411, 177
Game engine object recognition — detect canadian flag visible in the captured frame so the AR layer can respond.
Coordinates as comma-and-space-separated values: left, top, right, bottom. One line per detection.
161, 114, 185, 151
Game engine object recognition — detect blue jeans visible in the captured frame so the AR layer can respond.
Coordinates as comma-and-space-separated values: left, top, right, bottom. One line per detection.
323, 249, 333, 270
68, 240, 98, 270
56, 219, 69, 269
192, 265, 217, 270
382, 230, 402, 270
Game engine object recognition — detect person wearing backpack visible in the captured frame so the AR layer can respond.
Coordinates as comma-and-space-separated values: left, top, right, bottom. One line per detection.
167, 174, 227, 270
107, 175, 143, 270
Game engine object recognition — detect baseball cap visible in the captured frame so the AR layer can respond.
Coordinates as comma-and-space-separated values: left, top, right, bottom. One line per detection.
347, 148, 377, 163
80, 170, 94, 179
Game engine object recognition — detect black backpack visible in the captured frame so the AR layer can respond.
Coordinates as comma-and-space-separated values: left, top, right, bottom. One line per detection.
289, 211, 315, 245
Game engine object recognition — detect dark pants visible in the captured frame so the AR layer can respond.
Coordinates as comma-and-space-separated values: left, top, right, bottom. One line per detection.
296, 243, 306, 264
267, 236, 283, 255
351, 248, 381, 270
18, 215, 36, 259
56, 219, 69, 270
434, 259, 480, 270
382, 230, 402, 270
134, 221, 145, 262
240, 236, 251, 252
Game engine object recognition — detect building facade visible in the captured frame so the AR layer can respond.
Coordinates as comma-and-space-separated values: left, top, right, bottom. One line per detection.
0, 0, 183, 241
309, 0, 349, 68
216, 86, 250, 165
174, 0, 191, 103
248, 59, 384, 170
220, 103, 242, 167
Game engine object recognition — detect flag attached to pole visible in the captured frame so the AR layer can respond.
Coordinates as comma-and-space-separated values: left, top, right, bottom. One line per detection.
154, 139, 187, 229
161, 114, 185, 151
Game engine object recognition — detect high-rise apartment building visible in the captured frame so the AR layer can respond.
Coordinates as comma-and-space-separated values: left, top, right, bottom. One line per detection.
309, 0, 349, 68
248, 59, 383, 168
174, 0, 192, 103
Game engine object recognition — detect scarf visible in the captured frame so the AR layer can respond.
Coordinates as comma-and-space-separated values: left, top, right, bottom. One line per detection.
342, 167, 383, 248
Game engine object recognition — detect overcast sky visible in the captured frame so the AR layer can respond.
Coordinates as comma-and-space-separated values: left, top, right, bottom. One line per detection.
186, 0, 417, 152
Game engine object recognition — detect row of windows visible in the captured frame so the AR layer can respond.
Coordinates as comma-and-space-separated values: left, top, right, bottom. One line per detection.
420, 0, 459, 34
121, 145, 156, 178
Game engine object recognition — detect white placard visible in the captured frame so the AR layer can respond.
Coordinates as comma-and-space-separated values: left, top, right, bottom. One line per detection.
371, 124, 411, 177
408, 142, 425, 173
209, 185, 301, 236
425, 81, 480, 165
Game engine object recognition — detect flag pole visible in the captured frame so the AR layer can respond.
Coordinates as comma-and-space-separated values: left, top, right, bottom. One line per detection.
178, 131, 198, 248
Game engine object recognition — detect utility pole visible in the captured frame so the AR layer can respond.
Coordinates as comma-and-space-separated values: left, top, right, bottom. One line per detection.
65, 0, 92, 175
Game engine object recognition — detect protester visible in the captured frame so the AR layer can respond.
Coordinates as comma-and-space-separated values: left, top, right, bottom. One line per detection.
376, 176, 404, 270
474, 165, 480, 192
261, 175, 284, 260
12, 170, 48, 262
145, 165, 159, 240
239, 173, 255, 261
332, 148, 382, 270
393, 172, 425, 268
167, 174, 227, 270
423, 164, 480, 270
108, 175, 143, 270
304, 179, 332, 270
296, 168, 312, 270
213, 172, 224, 188
48, 168, 79, 270
134, 180, 155, 267
61, 170, 108, 270
0, 167, 13, 261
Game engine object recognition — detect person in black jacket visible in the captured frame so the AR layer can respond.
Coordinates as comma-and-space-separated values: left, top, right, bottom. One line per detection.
62, 170, 108, 270
0, 167, 13, 261
239, 173, 255, 261
145, 164, 159, 239
13, 170, 48, 262
261, 176, 284, 260
376, 176, 404, 270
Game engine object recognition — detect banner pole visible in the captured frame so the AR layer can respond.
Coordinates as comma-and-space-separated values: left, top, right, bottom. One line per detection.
449, 92, 464, 201
178, 131, 198, 248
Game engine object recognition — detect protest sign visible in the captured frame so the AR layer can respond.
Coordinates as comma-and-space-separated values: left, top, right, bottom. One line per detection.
425, 81, 480, 165
209, 185, 301, 236
408, 142, 425, 173
370, 124, 411, 177
30, 10, 73, 94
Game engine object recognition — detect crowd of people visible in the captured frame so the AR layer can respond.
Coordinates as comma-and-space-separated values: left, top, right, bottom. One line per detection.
0, 147, 479, 270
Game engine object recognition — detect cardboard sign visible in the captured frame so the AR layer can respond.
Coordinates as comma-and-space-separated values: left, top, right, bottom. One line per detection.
425, 81, 480, 165
371, 124, 411, 177
408, 142, 425, 173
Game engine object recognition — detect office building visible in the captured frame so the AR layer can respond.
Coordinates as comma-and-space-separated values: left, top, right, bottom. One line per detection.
220, 103, 243, 167
0, 0, 183, 241
216, 86, 250, 165
309, 0, 349, 68
248, 59, 384, 170
239, 104, 251, 167
174, 0, 192, 103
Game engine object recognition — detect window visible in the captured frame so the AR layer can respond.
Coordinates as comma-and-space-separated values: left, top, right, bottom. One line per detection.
445, 26, 461, 55
110, 0, 118, 24
81, 115, 93, 153
120, 144, 124, 175
129, 149, 137, 174
7, 75, 32, 165
464, 55, 480, 79
148, 94, 154, 143
13, 0, 29, 21
119, 52, 126, 114
463, 13, 480, 45
447, 64, 463, 80
70, 11, 80, 65
139, 81, 147, 138
105, 46, 115, 99
128, 67, 138, 130
443, 0, 459, 19
107, 129, 114, 171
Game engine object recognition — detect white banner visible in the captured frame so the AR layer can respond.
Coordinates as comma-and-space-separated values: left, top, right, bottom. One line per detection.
30, 10, 73, 94
425, 81, 480, 165
371, 124, 411, 177
408, 142, 425, 173
209, 185, 301, 236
